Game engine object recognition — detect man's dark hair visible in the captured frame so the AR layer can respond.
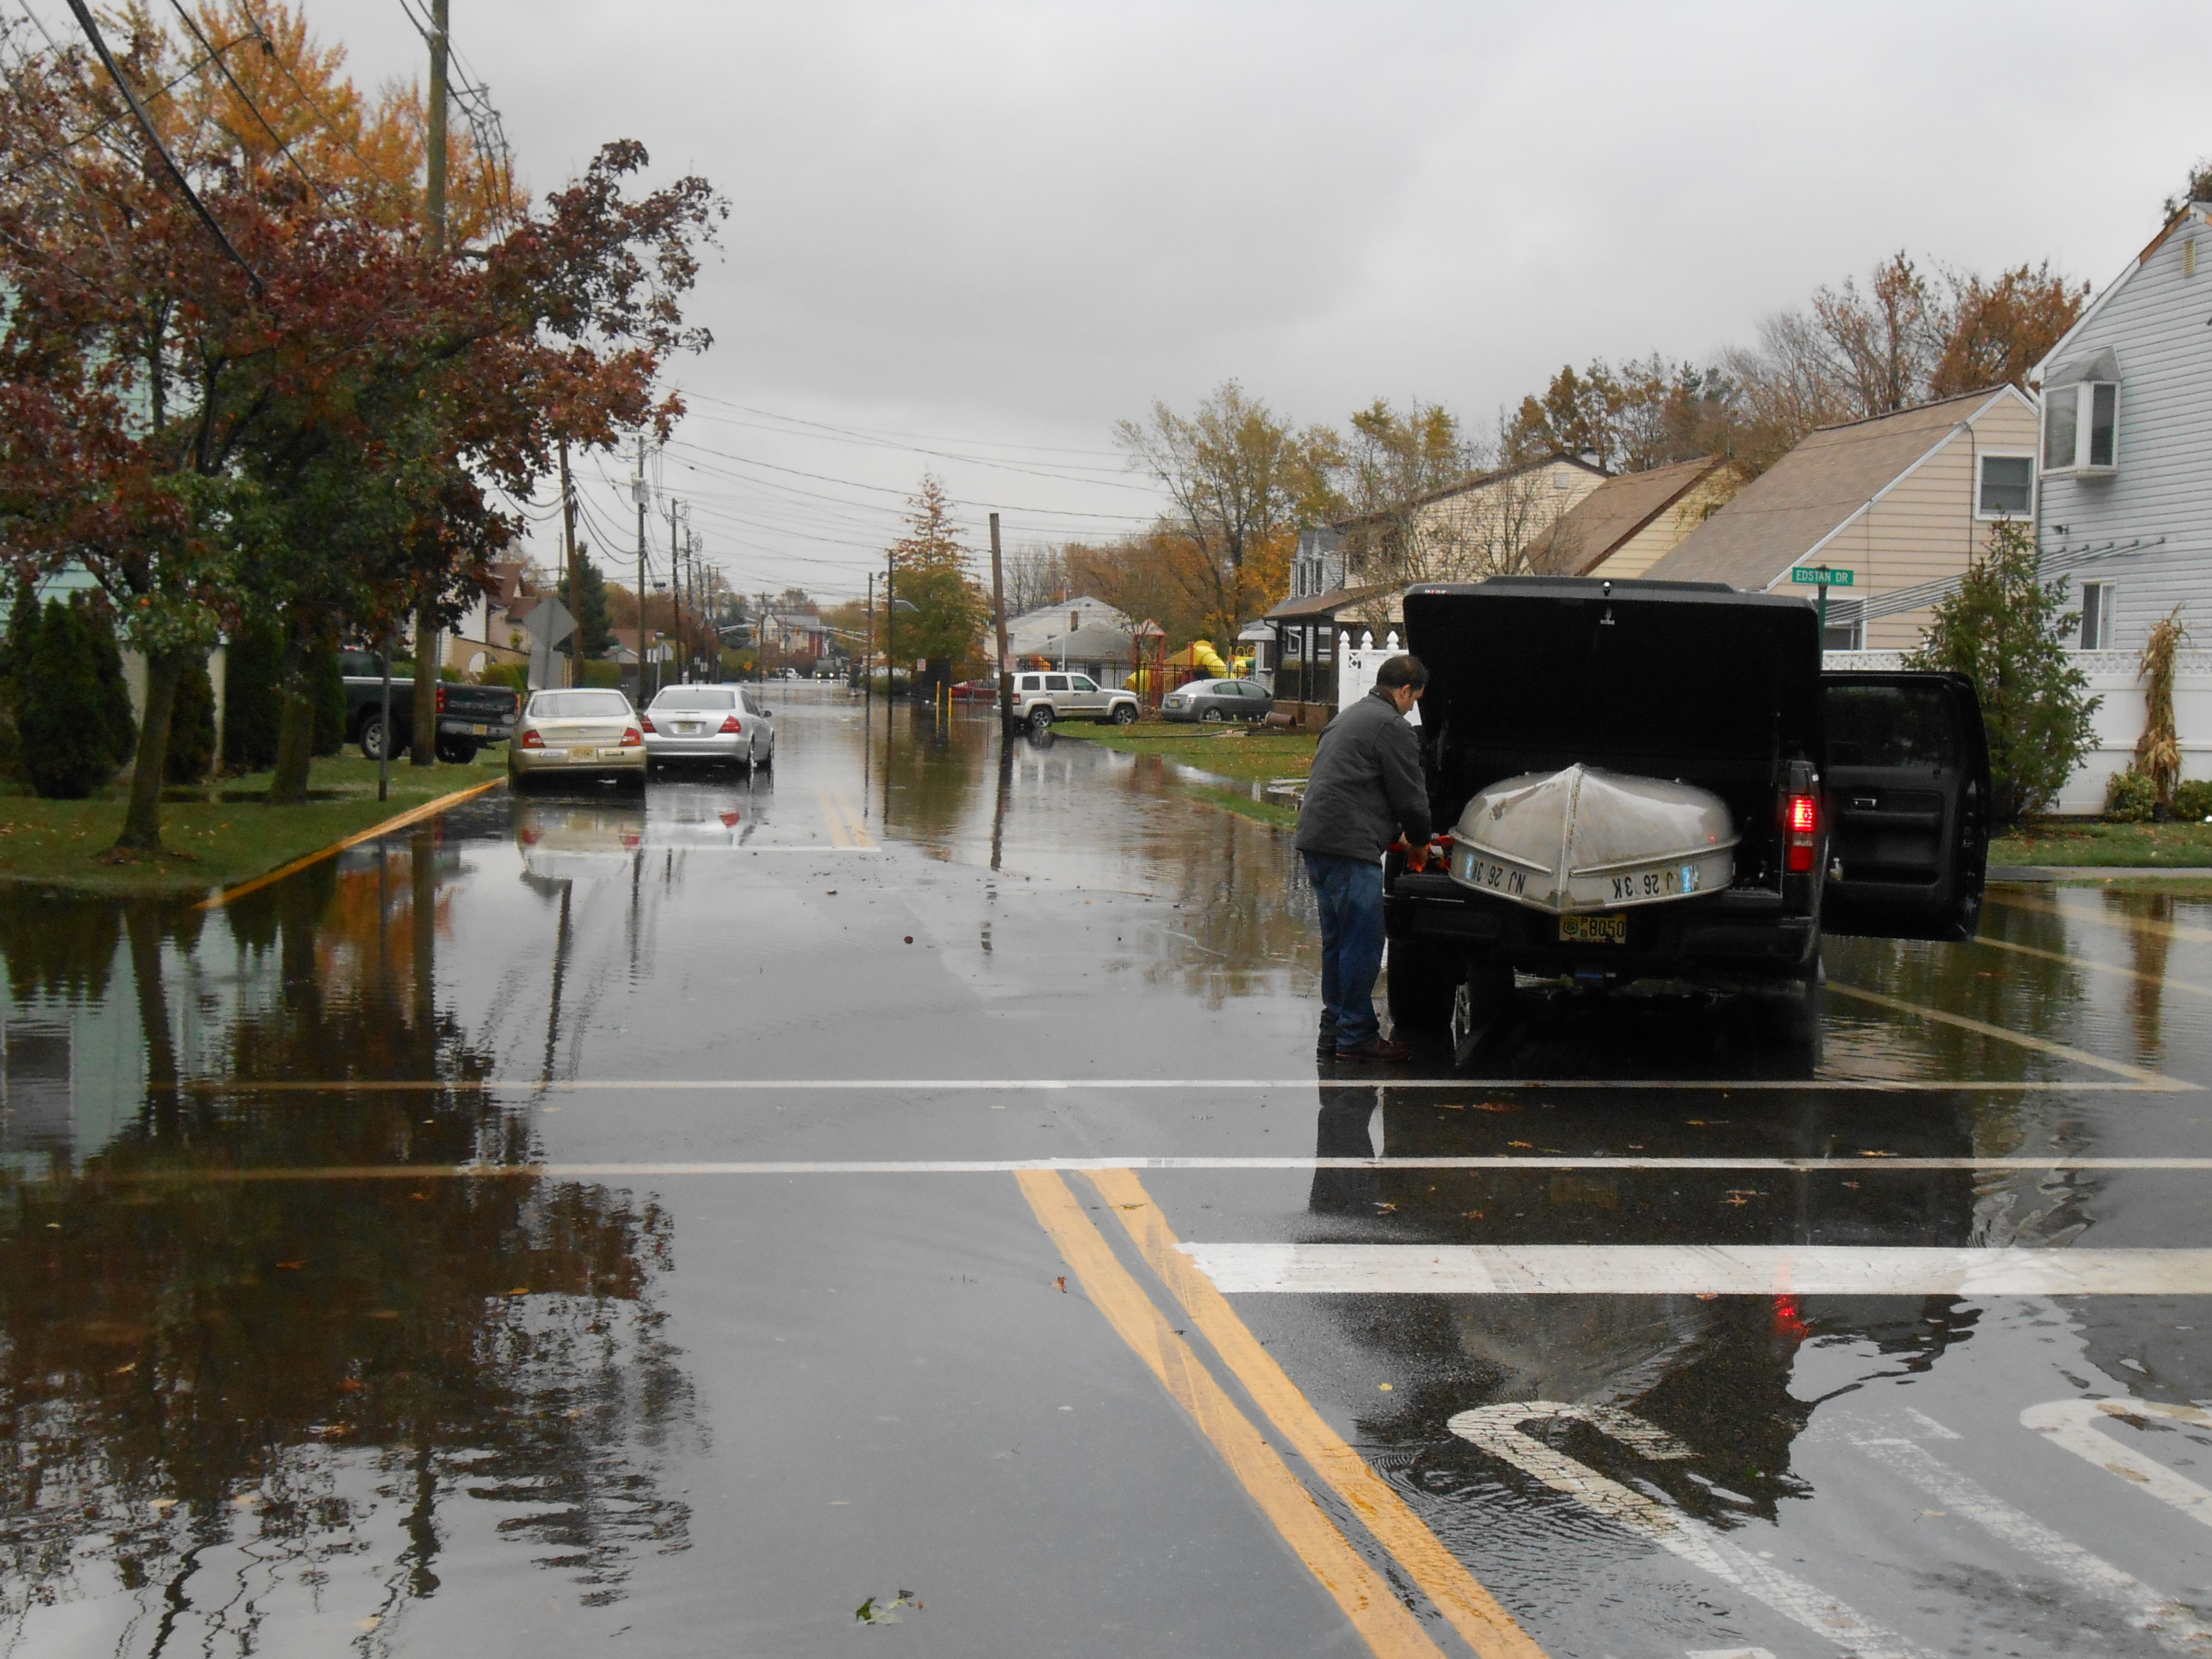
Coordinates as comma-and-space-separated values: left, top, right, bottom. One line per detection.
1374, 653, 1428, 691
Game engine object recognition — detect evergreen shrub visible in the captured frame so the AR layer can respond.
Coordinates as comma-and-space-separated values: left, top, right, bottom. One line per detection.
223, 621, 284, 772
310, 643, 346, 755
2104, 769, 2158, 822
19, 597, 135, 798
2173, 779, 2212, 823
166, 656, 217, 783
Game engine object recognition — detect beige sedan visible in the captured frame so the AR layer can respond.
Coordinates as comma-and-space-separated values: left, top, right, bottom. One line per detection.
508, 689, 647, 790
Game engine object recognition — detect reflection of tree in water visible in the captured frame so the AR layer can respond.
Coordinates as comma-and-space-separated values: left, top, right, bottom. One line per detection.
0, 850, 697, 1646
1130, 789, 1316, 1005
2108, 887, 2172, 1060
0, 883, 125, 1003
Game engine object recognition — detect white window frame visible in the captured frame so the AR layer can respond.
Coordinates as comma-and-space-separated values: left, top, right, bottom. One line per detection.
2042, 381, 2121, 476
2078, 581, 2116, 651
1975, 451, 2036, 519
1818, 599, 1866, 652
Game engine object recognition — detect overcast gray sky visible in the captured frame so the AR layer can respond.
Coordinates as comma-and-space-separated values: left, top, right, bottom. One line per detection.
50, 0, 2212, 602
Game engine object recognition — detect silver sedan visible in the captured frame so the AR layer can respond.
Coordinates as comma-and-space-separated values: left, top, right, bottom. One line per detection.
641, 685, 776, 771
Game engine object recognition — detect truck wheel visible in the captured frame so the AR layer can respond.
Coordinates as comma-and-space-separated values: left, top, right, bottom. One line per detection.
1384, 938, 1457, 1032
360, 715, 407, 763
434, 733, 478, 764
1111, 702, 1137, 726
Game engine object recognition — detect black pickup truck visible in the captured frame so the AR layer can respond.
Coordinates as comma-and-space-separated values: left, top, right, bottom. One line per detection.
338, 649, 519, 763
1382, 576, 1990, 1050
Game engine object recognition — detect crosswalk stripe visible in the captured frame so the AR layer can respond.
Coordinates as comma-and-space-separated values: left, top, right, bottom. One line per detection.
1180, 1243, 2212, 1297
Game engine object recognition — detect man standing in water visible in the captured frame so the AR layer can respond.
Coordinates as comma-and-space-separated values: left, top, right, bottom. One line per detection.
1295, 654, 1431, 1060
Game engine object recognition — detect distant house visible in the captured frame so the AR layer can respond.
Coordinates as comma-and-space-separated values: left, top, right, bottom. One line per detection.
1536, 456, 1743, 579
761, 612, 827, 660
1332, 453, 1611, 613
1645, 387, 2041, 649
1029, 622, 1135, 687
1007, 596, 1130, 658
2027, 201, 2212, 806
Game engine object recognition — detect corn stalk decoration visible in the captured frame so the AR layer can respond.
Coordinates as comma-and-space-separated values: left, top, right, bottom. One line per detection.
2135, 604, 2189, 806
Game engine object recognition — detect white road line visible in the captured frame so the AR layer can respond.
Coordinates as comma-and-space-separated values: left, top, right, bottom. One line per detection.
1180, 1243, 2212, 1296
1974, 934, 2212, 999
170, 1077, 2187, 1094
90, 1155, 2212, 1181
1851, 1432, 2212, 1653
1827, 982, 2189, 1087
2022, 1398, 2212, 1529
1450, 1402, 1932, 1659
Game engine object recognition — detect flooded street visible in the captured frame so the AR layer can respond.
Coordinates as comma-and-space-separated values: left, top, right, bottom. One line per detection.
4, 685, 2212, 1657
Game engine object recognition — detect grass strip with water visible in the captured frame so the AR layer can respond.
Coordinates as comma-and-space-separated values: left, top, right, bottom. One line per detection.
1992, 817, 2212, 868
0, 751, 508, 895
1053, 722, 1317, 785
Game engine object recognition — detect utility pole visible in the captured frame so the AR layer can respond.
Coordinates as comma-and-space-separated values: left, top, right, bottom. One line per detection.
666, 500, 682, 683
560, 436, 580, 688
864, 572, 874, 721
634, 435, 649, 703
411, 0, 449, 767
989, 511, 1012, 733
884, 550, 897, 703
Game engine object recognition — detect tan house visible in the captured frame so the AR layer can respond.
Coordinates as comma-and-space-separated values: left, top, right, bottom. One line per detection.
1534, 456, 1743, 579
1336, 453, 1611, 617
1645, 387, 2041, 649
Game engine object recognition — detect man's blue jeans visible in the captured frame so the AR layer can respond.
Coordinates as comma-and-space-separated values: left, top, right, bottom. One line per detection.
1304, 852, 1385, 1049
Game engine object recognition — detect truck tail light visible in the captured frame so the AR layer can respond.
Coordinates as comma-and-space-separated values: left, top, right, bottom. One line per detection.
519, 728, 544, 749
621, 727, 643, 747
639, 714, 655, 733
720, 715, 742, 734
1784, 793, 1818, 873
435, 685, 447, 714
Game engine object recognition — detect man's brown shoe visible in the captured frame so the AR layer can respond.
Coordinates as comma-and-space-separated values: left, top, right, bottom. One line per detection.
1334, 1036, 1410, 1061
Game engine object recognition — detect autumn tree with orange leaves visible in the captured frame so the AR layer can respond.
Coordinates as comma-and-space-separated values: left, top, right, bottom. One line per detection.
0, 6, 722, 844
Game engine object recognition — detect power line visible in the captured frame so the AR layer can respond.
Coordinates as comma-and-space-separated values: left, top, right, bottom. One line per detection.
678, 386, 1129, 461
663, 435, 1156, 519
62, 0, 263, 295
165, 0, 318, 202
0, 30, 251, 188
231, 1, 374, 177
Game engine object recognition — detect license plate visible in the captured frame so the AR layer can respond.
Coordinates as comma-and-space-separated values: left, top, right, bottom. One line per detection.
1559, 914, 1626, 944
472, 723, 490, 735
676, 722, 700, 734
567, 747, 597, 760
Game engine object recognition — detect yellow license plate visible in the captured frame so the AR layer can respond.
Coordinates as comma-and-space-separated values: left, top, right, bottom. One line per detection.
1559, 913, 1627, 944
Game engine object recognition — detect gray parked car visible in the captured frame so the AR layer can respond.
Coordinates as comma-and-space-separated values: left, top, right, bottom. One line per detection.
1161, 678, 1274, 723
1012, 671, 1139, 732
642, 684, 776, 771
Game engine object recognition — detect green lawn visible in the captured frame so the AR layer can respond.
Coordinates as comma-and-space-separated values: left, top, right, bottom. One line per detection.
1991, 817, 2212, 868
0, 748, 506, 895
1055, 722, 1319, 786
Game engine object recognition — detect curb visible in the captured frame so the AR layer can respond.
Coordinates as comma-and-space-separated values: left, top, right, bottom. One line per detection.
196, 775, 507, 911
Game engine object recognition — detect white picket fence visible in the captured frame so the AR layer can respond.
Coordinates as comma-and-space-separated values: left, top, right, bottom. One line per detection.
1335, 629, 1421, 724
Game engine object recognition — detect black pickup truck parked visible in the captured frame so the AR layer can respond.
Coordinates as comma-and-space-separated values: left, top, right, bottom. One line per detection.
1382, 576, 1990, 1052
339, 649, 519, 763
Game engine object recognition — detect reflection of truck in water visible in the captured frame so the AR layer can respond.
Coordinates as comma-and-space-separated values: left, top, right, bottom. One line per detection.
1383, 578, 1992, 1050
339, 649, 519, 764
1309, 1085, 1980, 1513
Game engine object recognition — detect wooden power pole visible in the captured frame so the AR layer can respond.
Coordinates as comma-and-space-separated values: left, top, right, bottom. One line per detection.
560, 436, 580, 686
410, 0, 449, 766
989, 512, 1012, 733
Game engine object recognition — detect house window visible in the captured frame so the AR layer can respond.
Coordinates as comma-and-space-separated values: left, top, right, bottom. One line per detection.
2043, 382, 2120, 474
1977, 454, 2034, 517
1819, 600, 1865, 652
2079, 581, 2115, 650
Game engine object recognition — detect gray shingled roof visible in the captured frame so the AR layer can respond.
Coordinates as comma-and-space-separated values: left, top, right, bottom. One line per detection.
1527, 455, 1731, 577
1644, 391, 2003, 589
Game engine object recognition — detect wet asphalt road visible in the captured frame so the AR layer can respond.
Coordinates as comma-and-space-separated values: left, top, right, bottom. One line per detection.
5, 685, 2212, 1657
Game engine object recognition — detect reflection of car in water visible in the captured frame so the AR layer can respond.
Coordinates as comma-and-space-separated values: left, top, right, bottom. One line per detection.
1384, 577, 1992, 1050
514, 802, 644, 881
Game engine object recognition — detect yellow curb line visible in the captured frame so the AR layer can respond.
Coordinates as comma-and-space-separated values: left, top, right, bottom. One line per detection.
1014, 1169, 1446, 1659
1088, 1167, 1549, 1659
195, 776, 506, 912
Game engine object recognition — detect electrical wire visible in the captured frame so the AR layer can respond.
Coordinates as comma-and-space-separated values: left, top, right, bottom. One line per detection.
232, 0, 373, 176
62, 0, 262, 295
0, 31, 251, 187
165, 0, 317, 202
678, 386, 1128, 460
663, 434, 1155, 518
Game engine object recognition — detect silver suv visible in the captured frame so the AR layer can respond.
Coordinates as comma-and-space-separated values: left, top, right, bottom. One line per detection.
1012, 671, 1139, 732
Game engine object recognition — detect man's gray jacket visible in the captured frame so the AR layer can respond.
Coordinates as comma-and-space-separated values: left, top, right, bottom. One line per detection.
1293, 687, 1432, 862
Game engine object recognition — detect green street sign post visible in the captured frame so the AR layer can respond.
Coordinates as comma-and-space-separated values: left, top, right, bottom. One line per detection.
1791, 565, 1854, 642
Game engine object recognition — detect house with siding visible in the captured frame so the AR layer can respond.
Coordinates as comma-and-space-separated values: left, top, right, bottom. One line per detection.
1532, 456, 1743, 579
2029, 201, 2212, 808
1645, 387, 2041, 650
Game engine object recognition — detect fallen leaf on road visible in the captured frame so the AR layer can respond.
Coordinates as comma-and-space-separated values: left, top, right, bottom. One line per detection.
1508, 1141, 1533, 1149
856, 1591, 923, 1625
1051, 1276, 1066, 1293
903, 936, 914, 944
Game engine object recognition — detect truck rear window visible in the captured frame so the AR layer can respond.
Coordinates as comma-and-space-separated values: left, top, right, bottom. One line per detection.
1826, 683, 1959, 769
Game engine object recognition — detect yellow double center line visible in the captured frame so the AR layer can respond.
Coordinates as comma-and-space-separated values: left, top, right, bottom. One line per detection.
1019, 1166, 1546, 1659
817, 788, 875, 849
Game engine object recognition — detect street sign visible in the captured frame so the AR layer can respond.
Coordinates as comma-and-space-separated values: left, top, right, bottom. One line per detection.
1790, 566, 1854, 587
